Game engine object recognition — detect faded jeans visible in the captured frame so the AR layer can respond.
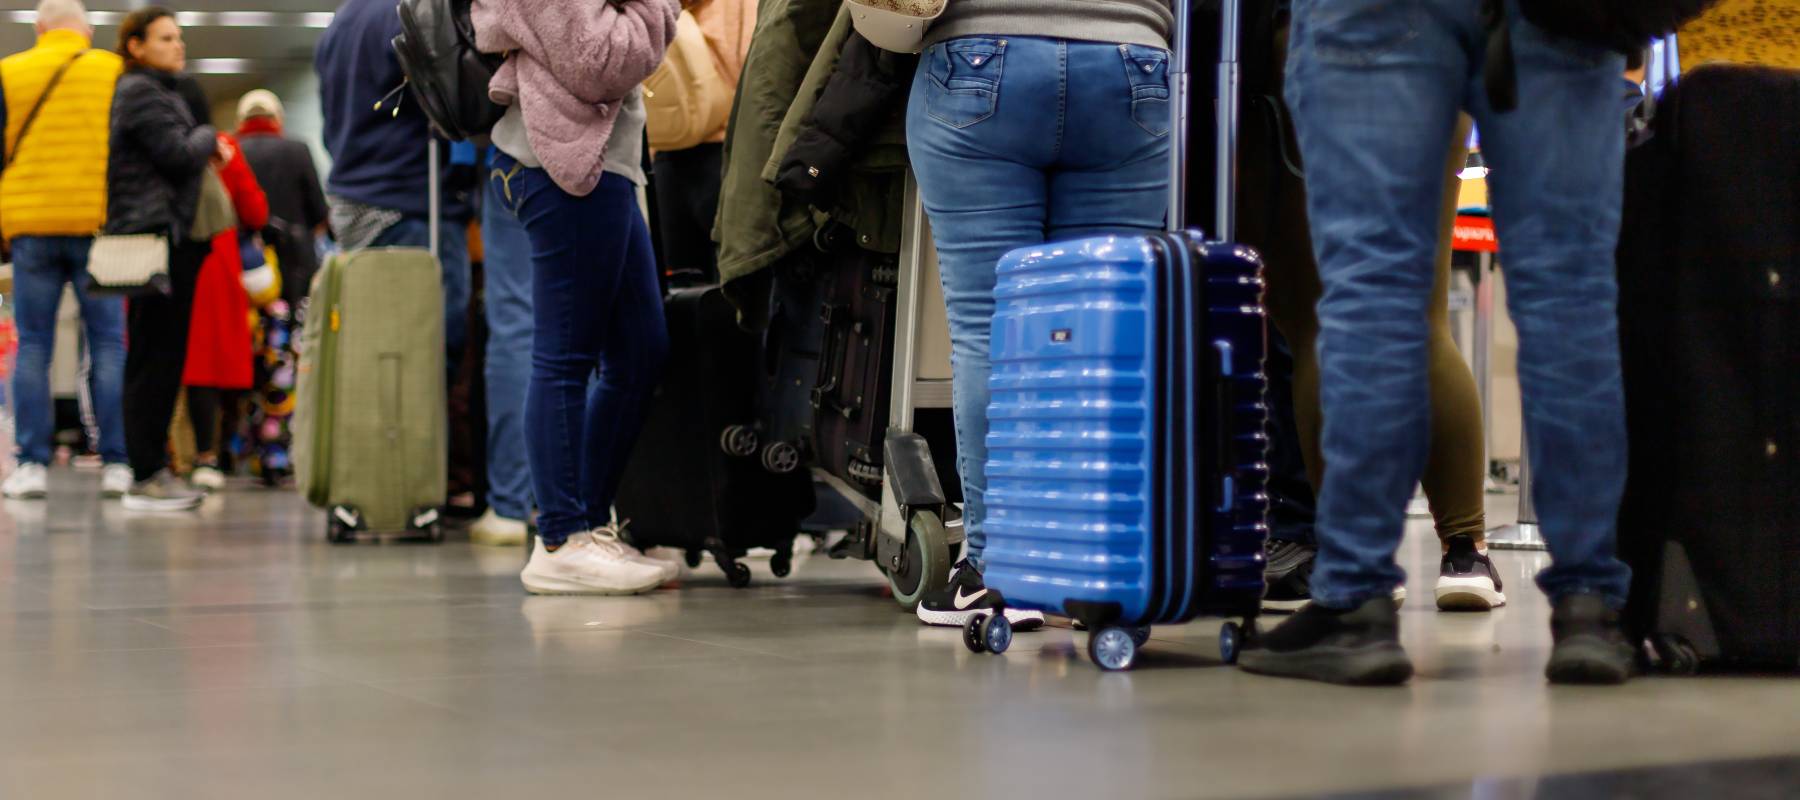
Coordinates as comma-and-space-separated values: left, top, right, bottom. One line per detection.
908, 36, 1172, 565
9, 236, 126, 466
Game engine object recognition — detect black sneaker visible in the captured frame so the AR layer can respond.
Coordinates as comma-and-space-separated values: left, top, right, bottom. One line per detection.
1238, 596, 1414, 686
1435, 534, 1507, 611
1546, 593, 1635, 685
1263, 539, 1317, 613
915, 559, 1045, 631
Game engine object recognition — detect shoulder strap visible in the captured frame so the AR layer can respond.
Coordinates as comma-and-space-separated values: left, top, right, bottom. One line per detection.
5, 49, 92, 170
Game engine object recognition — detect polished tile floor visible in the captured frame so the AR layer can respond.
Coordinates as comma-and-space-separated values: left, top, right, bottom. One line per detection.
0, 469, 1794, 799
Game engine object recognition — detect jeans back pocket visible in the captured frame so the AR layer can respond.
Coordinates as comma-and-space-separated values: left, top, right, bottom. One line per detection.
1121, 44, 1171, 137
925, 37, 1007, 129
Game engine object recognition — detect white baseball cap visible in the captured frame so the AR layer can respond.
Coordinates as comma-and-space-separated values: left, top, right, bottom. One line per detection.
237, 89, 284, 123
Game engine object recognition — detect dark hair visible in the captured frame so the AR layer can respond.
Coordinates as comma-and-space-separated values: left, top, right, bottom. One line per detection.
116, 6, 177, 69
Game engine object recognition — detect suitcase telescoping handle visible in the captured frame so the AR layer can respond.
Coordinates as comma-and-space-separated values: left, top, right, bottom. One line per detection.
1168, 0, 1241, 240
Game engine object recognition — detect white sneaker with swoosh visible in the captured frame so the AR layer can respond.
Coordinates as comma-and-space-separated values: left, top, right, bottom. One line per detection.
916, 559, 1044, 630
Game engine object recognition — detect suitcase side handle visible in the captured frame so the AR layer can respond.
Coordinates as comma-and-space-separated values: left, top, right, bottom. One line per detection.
1213, 338, 1235, 513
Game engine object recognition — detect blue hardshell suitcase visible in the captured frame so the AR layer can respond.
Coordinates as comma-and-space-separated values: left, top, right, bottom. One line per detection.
964, 0, 1270, 670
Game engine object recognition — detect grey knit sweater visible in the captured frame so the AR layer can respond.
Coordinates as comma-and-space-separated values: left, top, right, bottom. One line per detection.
922, 0, 1173, 50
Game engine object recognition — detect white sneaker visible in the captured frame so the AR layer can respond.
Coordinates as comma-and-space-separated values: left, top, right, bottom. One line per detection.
191, 466, 227, 492
102, 464, 133, 498
600, 521, 681, 583
470, 509, 528, 547
2, 463, 48, 500
520, 530, 669, 595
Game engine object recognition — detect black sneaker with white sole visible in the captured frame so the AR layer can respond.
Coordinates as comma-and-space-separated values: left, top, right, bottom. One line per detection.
916, 559, 1045, 631
1238, 596, 1414, 686
1435, 533, 1506, 611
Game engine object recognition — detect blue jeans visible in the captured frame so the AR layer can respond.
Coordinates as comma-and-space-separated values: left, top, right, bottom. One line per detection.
1286, 0, 1632, 608
489, 154, 668, 544
369, 215, 472, 383
907, 36, 1172, 566
480, 175, 536, 521
9, 236, 126, 466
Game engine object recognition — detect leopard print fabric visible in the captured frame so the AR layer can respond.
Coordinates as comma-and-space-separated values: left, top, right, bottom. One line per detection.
1681, 0, 1800, 69
858, 0, 946, 17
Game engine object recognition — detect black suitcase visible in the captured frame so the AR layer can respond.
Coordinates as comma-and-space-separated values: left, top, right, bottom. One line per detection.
1617, 66, 1800, 673
740, 258, 831, 475
809, 225, 898, 496
615, 286, 816, 587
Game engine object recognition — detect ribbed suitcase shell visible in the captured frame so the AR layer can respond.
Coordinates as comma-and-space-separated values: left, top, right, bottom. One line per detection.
984, 232, 1268, 627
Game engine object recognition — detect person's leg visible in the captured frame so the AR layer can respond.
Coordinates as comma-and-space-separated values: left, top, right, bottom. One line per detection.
187, 386, 220, 458
7, 237, 66, 470
124, 243, 206, 484
479, 174, 537, 524
503, 156, 669, 595
578, 180, 668, 518
904, 36, 1061, 628
436, 218, 471, 385
1467, 10, 1633, 613
70, 238, 129, 469
1239, 0, 1469, 685
1420, 118, 1488, 548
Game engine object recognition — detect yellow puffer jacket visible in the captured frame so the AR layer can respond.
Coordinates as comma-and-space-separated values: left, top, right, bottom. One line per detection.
0, 30, 123, 241
1681, 0, 1800, 70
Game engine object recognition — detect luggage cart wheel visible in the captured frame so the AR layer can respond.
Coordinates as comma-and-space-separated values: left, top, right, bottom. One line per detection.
684, 549, 703, 569
726, 561, 753, 589
1219, 622, 1243, 665
719, 425, 758, 458
1088, 626, 1139, 671
887, 509, 952, 610
761, 442, 801, 474
981, 614, 1013, 655
1131, 626, 1152, 647
963, 614, 989, 654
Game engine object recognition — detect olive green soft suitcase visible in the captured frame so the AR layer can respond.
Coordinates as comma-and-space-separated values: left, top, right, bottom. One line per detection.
293, 248, 447, 542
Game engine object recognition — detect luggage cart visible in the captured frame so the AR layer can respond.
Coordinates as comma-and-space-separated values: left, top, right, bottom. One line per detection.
816, 178, 965, 609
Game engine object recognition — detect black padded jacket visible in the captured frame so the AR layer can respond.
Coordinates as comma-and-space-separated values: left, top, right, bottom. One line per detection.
104, 68, 216, 240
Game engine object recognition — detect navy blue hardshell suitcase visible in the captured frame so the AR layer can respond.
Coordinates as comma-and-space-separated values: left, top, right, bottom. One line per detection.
964, 0, 1270, 670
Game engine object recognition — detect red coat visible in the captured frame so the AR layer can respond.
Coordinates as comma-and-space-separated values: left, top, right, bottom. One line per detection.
184, 134, 269, 390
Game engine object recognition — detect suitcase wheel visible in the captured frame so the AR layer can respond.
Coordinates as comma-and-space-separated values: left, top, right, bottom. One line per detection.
982, 614, 1013, 655
1219, 622, 1242, 666
887, 509, 952, 610
684, 549, 704, 569
326, 506, 361, 544
1651, 634, 1701, 676
963, 614, 989, 654
770, 552, 793, 579
719, 425, 759, 458
726, 561, 753, 589
1088, 626, 1140, 672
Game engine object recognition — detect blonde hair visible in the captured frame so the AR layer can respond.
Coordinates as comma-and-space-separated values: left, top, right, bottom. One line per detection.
34, 0, 88, 29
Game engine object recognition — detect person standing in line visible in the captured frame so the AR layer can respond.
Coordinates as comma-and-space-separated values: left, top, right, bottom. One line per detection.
0, 0, 132, 500
903, 1, 1176, 631
466, 148, 533, 548
235, 90, 329, 309
1239, 0, 1637, 686
474, 0, 682, 593
107, 6, 225, 511
316, 0, 474, 396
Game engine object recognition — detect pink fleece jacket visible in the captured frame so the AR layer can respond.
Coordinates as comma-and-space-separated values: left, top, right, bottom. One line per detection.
472, 0, 679, 196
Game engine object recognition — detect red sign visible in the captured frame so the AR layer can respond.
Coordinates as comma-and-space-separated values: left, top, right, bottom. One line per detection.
1453, 215, 1498, 253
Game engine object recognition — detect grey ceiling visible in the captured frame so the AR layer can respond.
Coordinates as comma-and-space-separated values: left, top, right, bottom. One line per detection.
0, 0, 339, 103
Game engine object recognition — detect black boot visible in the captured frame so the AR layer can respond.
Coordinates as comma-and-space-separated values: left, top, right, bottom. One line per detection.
1238, 596, 1413, 686
1546, 593, 1635, 685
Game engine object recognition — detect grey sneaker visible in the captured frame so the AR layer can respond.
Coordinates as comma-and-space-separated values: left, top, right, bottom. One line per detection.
123, 470, 205, 512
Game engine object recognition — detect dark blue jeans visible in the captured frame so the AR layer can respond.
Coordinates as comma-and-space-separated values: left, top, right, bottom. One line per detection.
1286, 0, 1632, 608
368, 215, 471, 385
907, 36, 1172, 566
479, 174, 536, 522
489, 154, 668, 544
9, 236, 127, 466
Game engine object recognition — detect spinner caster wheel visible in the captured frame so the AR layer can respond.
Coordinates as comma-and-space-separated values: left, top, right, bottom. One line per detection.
981, 613, 1013, 655
1219, 622, 1243, 665
963, 614, 989, 654
1088, 626, 1139, 672
720, 425, 758, 458
726, 561, 753, 589
684, 549, 703, 569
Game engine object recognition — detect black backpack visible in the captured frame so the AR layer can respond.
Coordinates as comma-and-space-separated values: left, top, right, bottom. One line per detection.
391, 0, 505, 141
1484, 0, 1722, 112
